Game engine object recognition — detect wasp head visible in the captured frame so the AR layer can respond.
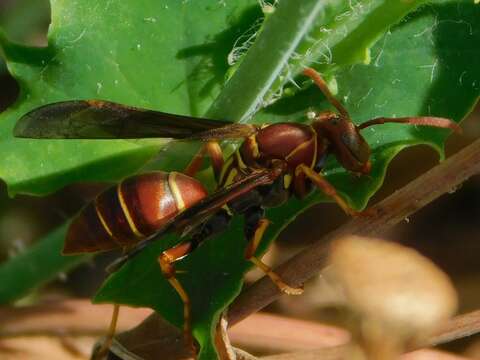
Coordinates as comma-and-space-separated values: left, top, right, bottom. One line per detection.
312, 112, 372, 175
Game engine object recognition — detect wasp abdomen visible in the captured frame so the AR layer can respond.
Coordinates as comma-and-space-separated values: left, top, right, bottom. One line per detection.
63, 172, 208, 254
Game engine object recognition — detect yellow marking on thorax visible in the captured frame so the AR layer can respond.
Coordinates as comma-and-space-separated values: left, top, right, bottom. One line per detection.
224, 168, 238, 187
168, 172, 186, 212
236, 149, 247, 170
117, 184, 145, 238
283, 174, 293, 189
218, 156, 234, 185
94, 201, 114, 237
285, 127, 317, 169
249, 134, 260, 158
285, 137, 315, 161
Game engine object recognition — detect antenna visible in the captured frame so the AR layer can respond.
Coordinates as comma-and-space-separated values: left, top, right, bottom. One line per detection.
358, 116, 462, 133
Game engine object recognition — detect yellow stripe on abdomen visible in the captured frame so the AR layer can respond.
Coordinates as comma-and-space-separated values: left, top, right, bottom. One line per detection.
168, 172, 186, 212
117, 184, 145, 238
94, 201, 114, 237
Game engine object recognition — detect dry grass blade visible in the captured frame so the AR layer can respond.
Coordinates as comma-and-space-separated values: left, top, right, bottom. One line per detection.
0, 300, 152, 337
259, 348, 472, 360
430, 310, 480, 346
2, 301, 480, 359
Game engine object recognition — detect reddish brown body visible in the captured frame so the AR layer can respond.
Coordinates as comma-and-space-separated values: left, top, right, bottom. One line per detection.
218, 122, 330, 202
64, 171, 208, 254
243, 123, 320, 170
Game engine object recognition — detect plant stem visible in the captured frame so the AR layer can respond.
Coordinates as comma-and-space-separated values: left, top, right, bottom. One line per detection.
430, 309, 480, 346
228, 137, 480, 326
2, 300, 479, 357
259, 347, 470, 360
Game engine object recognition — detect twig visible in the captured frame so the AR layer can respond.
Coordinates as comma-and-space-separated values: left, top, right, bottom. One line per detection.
254, 312, 480, 360
257, 311, 480, 360
228, 138, 480, 326
430, 309, 480, 346
259, 347, 471, 360
258, 312, 480, 360
3, 300, 480, 358
229, 312, 348, 353
0, 300, 152, 337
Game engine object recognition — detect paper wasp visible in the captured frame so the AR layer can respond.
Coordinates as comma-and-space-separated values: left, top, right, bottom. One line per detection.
14, 68, 461, 357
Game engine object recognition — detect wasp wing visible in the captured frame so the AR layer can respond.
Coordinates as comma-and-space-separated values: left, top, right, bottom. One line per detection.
14, 100, 234, 139
185, 123, 258, 141
175, 171, 277, 232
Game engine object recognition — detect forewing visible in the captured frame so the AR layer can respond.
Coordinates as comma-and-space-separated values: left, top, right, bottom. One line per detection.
178, 171, 276, 232
186, 123, 258, 141
14, 100, 232, 139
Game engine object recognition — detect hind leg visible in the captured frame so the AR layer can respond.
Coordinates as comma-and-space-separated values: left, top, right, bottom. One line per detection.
158, 241, 197, 354
92, 305, 119, 360
94, 245, 132, 360
93, 304, 120, 359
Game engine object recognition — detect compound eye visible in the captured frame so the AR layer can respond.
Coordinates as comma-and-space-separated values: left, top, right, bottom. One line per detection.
341, 132, 356, 148
341, 131, 369, 163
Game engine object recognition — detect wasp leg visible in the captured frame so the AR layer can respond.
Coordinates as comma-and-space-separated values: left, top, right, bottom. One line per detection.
158, 241, 197, 355
93, 304, 120, 359
295, 164, 363, 217
184, 141, 224, 180
244, 208, 303, 295
95, 245, 135, 360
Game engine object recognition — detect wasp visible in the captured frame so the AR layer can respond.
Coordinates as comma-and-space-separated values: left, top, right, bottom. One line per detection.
14, 68, 461, 356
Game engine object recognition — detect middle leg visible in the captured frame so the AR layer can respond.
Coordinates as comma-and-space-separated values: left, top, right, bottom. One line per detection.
244, 207, 303, 295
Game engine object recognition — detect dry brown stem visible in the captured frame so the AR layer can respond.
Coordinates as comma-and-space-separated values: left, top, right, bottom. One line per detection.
0, 300, 152, 337
259, 347, 472, 360
430, 310, 480, 346
228, 138, 480, 326
0, 300, 480, 353
2, 301, 480, 359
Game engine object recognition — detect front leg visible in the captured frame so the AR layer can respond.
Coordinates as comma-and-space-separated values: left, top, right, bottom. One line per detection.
295, 164, 362, 217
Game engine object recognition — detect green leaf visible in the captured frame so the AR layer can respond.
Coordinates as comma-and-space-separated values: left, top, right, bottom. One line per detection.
1, 0, 478, 359
0, 0, 50, 76
207, 0, 426, 122
0, 0, 50, 44
0, 0, 260, 195
0, 223, 88, 304
257, 0, 480, 208
96, 2, 480, 359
